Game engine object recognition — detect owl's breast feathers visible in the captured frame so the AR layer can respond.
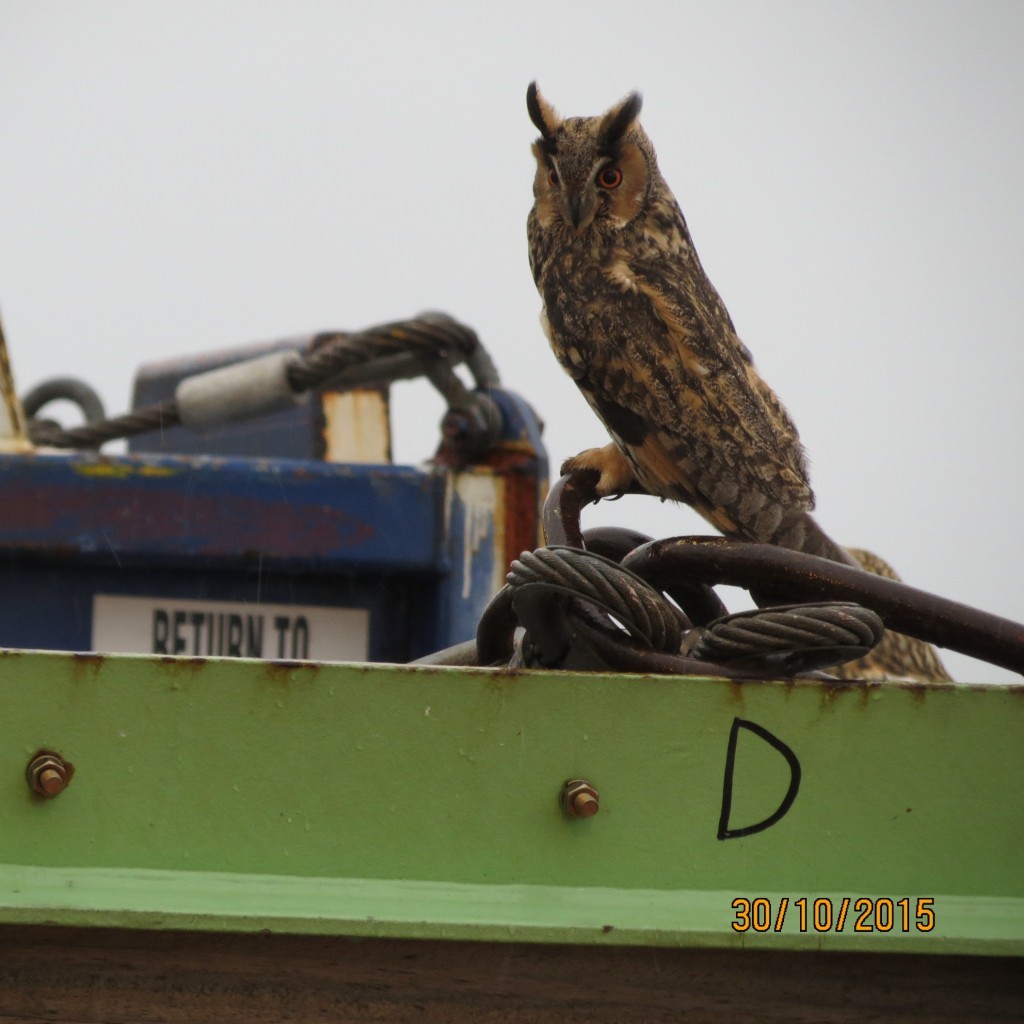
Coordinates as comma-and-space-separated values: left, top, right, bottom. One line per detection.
536, 232, 815, 538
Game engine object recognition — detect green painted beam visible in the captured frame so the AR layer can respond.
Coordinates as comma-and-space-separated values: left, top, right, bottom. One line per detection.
0, 648, 1021, 955
1, 866, 1021, 956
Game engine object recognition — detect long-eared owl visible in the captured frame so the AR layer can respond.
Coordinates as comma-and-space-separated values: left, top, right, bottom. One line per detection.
526, 81, 848, 559
526, 82, 950, 682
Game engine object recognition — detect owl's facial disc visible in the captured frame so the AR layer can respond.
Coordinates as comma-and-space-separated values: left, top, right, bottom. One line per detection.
537, 156, 621, 235
560, 156, 637, 235
532, 131, 648, 236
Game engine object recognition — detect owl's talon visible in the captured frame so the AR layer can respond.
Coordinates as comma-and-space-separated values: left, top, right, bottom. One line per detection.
562, 443, 636, 498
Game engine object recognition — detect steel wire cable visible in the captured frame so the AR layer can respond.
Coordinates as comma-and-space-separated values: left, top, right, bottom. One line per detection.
690, 602, 883, 665
27, 313, 490, 449
506, 546, 684, 652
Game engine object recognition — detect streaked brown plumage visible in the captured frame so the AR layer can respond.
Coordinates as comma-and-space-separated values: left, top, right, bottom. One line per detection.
526, 83, 845, 560
835, 549, 951, 681
526, 83, 949, 682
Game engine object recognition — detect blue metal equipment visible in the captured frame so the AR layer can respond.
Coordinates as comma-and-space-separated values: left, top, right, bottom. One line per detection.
0, 320, 547, 662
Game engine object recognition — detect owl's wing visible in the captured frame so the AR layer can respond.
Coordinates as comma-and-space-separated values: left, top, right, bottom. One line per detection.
565, 256, 815, 526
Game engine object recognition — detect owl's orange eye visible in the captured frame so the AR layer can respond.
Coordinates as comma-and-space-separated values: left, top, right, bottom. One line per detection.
547, 168, 559, 187
597, 166, 623, 189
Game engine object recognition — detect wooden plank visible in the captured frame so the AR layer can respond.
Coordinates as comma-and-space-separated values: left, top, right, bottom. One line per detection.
0, 925, 1019, 1023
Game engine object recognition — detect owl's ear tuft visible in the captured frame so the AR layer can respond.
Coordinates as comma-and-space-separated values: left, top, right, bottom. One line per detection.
527, 81, 560, 152
598, 91, 643, 153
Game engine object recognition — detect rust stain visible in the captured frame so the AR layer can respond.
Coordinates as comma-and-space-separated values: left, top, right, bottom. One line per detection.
815, 675, 959, 706
903, 682, 930, 703
819, 676, 867, 693
70, 652, 105, 680
816, 677, 870, 706
431, 435, 540, 475
490, 664, 527, 681
0, 483, 375, 559
486, 668, 526, 690
341, 663, 384, 677
264, 660, 323, 685
727, 680, 746, 704
889, 678, 956, 700
480, 447, 540, 471
501, 470, 544, 574
158, 656, 210, 676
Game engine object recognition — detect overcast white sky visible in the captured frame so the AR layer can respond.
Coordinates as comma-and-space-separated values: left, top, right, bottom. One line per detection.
1, 1, 1022, 682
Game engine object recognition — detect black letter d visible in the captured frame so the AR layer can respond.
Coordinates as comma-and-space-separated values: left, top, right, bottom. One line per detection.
718, 717, 801, 840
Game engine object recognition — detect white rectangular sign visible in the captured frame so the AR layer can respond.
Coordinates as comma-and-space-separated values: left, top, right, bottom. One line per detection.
92, 594, 369, 662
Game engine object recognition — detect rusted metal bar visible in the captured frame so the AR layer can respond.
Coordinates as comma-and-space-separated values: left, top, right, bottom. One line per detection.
542, 471, 596, 547
623, 537, 1024, 675
580, 526, 655, 563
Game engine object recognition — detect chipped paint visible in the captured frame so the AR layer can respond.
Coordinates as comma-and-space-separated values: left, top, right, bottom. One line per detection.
0, 381, 546, 664
0, 454, 412, 566
322, 388, 391, 464
455, 471, 505, 601
70, 462, 182, 479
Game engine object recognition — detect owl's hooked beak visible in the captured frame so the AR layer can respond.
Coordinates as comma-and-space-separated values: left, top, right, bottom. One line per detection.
563, 190, 597, 235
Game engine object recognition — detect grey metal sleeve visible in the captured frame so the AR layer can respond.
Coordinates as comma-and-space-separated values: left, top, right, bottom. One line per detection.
175, 350, 304, 430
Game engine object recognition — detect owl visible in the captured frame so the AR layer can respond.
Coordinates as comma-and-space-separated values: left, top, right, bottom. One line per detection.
526, 83, 949, 682
526, 82, 849, 561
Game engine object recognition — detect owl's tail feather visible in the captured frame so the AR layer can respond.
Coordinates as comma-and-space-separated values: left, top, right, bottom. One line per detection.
699, 494, 858, 567
767, 510, 860, 567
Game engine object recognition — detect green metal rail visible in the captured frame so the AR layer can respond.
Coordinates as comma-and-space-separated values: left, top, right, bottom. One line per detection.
0, 648, 1020, 956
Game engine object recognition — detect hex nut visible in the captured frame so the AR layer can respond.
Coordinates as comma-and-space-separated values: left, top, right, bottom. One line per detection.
561, 778, 600, 818
26, 751, 73, 798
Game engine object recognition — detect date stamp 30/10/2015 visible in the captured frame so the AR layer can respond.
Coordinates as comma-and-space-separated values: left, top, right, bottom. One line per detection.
730, 897, 936, 934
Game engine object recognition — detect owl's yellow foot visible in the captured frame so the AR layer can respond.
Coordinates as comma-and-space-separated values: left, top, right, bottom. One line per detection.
561, 443, 635, 497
